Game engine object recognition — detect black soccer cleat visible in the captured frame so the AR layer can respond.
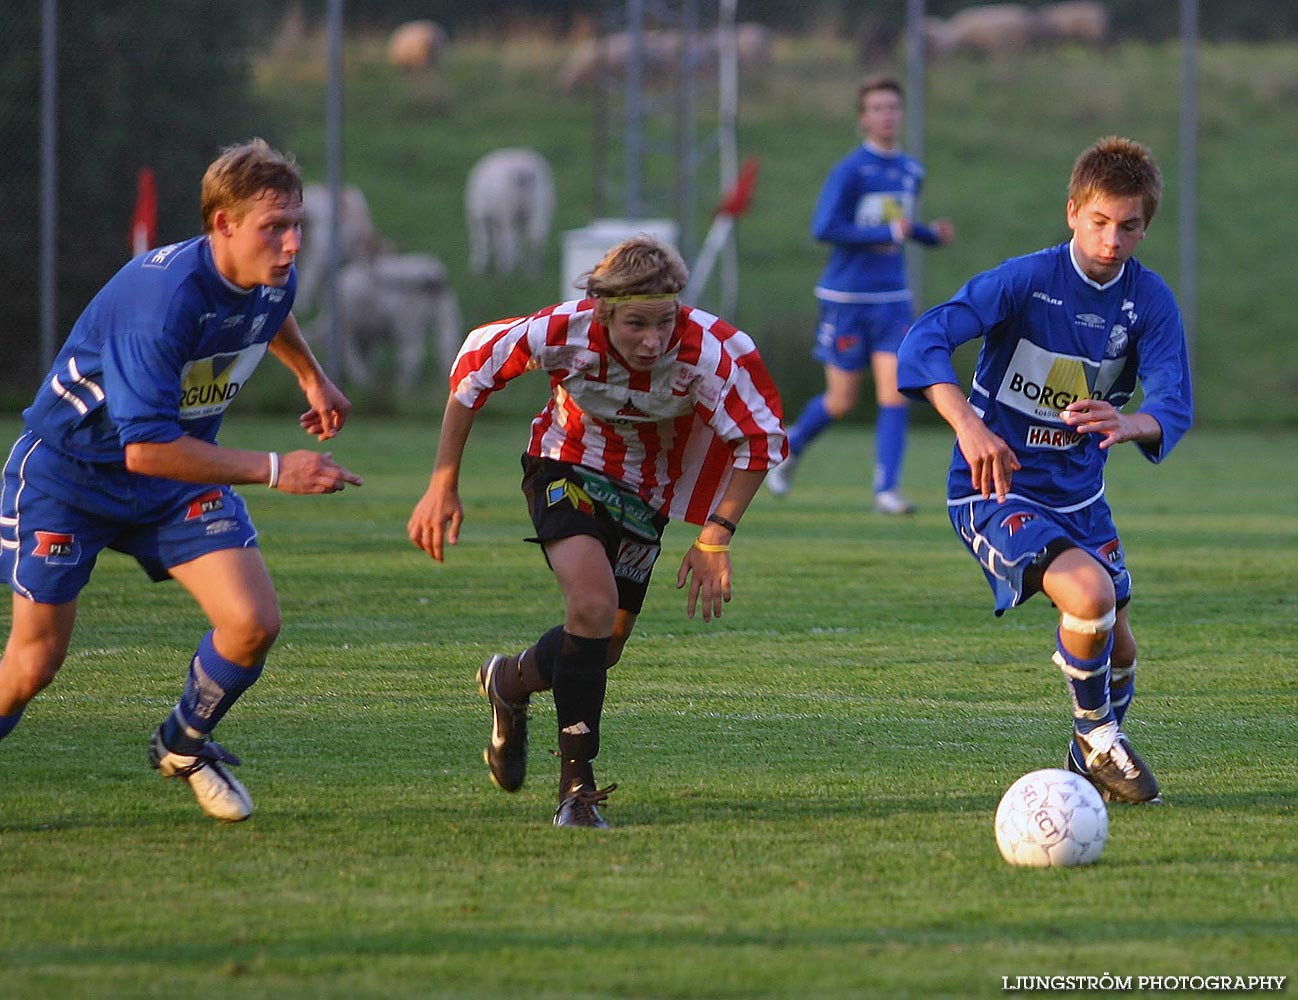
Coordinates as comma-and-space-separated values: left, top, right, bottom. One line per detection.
553, 781, 617, 829
1069, 726, 1162, 804
478, 654, 529, 792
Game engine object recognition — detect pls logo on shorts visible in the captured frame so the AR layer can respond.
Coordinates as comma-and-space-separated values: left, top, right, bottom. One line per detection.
33, 530, 78, 564
186, 489, 226, 520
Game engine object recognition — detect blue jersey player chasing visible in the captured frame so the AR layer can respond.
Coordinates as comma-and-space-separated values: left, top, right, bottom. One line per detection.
767, 75, 953, 513
0, 139, 363, 821
897, 136, 1193, 804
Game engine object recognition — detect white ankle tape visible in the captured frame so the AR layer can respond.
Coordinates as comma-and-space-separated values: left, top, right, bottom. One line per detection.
1060, 608, 1116, 635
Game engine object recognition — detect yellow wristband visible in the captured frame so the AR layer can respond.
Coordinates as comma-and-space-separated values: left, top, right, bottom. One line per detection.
693, 540, 730, 554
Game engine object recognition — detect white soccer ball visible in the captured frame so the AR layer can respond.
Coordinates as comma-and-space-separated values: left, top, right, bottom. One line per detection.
994, 768, 1108, 867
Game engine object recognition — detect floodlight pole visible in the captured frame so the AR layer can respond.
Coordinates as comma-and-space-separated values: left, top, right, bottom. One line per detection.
904, 0, 926, 304
323, 0, 345, 382
39, 0, 58, 374
717, 0, 740, 316
1179, 0, 1199, 360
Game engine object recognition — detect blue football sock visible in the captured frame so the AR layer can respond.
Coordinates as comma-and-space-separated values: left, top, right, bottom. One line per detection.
1110, 660, 1136, 726
787, 394, 835, 456
1055, 630, 1116, 737
162, 630, 263, 753
0, 707, 25, 742
874, 403, 909, 493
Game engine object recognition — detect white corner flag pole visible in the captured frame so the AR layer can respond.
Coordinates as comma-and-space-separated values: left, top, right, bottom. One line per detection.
683, 156, 760, 305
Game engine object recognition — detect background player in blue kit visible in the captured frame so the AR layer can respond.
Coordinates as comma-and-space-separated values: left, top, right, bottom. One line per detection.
897, 136, 1193, 804
767, 74, 953, 513
0, 139, 363, 821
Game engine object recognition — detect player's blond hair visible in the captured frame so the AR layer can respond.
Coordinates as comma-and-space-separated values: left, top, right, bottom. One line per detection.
1069, 136, 1163, 226
200, 138, 303, 232
581, 234, 688, 300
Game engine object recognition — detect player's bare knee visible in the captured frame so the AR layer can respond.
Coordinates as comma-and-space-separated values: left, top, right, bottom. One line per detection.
565, 595, 618, 638
218, 609, 281, 662
1, 651, 63, 701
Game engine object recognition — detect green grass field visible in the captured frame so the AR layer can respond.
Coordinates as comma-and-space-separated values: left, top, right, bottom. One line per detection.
1, 413, 1294, 998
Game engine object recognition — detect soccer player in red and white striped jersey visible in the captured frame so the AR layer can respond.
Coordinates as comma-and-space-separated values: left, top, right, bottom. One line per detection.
408, 235, 786, 827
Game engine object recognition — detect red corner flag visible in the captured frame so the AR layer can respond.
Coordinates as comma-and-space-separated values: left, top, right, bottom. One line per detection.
681, 156, 761, 304
130, 167, 157, 256
716, 156, 760, 218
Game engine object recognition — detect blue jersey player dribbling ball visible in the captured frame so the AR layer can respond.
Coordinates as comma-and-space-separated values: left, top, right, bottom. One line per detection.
0, 139, 363, 821
897, 136, 1193, 805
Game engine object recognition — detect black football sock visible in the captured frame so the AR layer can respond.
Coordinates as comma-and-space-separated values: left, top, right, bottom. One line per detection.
552, 632, 611, 790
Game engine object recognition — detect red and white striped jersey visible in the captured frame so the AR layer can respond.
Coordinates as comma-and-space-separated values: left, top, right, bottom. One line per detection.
449, 299, 787, 525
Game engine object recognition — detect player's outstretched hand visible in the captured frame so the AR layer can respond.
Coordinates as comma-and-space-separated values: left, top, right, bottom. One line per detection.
676, 543, 732, 623
276, 450, 363, 495
407, 482, 463, 563
299, 378, 353, 441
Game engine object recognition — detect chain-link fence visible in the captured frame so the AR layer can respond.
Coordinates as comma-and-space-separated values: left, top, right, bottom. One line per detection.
0, 2, 265, 403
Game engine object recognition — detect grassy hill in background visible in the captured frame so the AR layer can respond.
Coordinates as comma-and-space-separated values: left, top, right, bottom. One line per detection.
254, 31, 1298, 426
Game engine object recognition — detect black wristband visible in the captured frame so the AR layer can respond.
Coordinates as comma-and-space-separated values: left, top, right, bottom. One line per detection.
706, 513, 737, 534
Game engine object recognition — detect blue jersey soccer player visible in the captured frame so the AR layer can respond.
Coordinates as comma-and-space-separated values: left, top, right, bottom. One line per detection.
767, 74, 953, 514
897, 136, 1193, 804
0, 139, 363, 822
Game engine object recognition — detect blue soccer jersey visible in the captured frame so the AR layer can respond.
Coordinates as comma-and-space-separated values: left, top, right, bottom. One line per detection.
21, 237, 295, 507
897, 241, 1193, 510
811, 142, 943, 306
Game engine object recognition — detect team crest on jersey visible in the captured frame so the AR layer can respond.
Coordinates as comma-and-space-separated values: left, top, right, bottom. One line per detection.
186, 489, 226, 520
33, 530, 78, 564
1106, 324, 1129, 358
1026, 425, 1082, 450
546, 478, 594, 515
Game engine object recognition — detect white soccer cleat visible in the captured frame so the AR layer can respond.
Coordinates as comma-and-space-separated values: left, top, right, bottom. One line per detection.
873, 488, 917, 515
149, 726, 254, 822
765, 454, 800, 497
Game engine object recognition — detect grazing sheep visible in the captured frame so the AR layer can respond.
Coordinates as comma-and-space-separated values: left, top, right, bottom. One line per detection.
465, 148, 556, 279
297, 183, 380, 315
315, 252, 462, 394
387, 20, 447, 71
1036, 1, 1109, 45
559, 23, 774, 94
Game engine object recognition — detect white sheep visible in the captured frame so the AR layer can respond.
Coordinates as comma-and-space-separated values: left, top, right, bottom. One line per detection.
296, 183, 380, 315
315, 252, 462, 394
464, 148, 556, 279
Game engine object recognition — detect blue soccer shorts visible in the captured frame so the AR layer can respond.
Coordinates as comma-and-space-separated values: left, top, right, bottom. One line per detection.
948, 494, 1131, 616
812, 299, 914, 371
1, 431, 259, 605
